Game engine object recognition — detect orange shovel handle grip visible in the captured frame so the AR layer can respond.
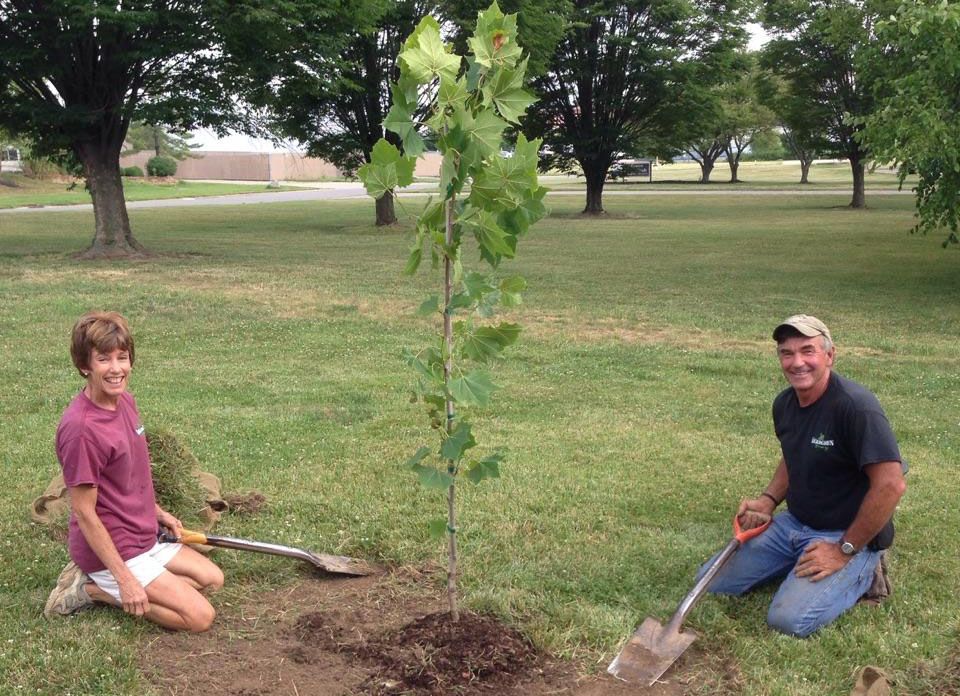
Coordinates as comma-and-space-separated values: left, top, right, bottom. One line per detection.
178, 528, 209, 545
733, 515, 771, 543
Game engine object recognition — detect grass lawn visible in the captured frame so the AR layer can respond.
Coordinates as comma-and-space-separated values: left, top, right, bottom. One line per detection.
1, 193, 957, 695
0, 173, 300, 209
542, 160, 919, 191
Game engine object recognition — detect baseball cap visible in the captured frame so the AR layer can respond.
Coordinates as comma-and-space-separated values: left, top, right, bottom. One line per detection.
772, 314, 833, 343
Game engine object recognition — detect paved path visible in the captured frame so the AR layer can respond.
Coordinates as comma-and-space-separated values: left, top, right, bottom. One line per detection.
0, 184, 911, 215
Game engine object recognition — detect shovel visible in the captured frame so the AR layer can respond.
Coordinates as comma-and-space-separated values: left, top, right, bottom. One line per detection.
160, 527, 379, 576
607, 513, 771, 685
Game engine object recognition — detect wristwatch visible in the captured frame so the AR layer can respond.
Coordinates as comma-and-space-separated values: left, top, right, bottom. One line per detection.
839, 539, 856, 555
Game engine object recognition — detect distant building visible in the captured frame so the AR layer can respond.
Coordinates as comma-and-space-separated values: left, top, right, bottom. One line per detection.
118, 150, 442, 181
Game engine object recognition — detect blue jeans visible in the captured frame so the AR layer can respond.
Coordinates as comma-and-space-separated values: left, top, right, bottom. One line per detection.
695, 511, 882, 637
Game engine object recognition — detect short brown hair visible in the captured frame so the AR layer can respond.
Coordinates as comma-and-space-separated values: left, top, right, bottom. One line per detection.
70, 312, 135, 376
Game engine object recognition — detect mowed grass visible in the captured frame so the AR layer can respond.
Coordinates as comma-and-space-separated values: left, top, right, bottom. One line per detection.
544, 160, 919, 191
0, 192, 958, 695
0, 173, 299, 209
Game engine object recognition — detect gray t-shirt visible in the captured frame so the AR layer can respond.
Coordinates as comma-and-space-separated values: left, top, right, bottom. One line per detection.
773, 372, 902, 532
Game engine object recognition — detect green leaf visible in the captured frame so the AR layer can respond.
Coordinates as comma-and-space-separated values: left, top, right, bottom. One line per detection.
461, 207, 515, 258
400, 21, 461, 84
449, 370, 498, 407
447, 293, 475, 312
405, 446, 432, 469
466, 453, 504, 484
493, 87, 537, 124
468, 2, 522, 69
402, 15, 442, 51
481, 61, 536, 123
427, 518, 448, 539
417, 295, 440, 316
499, 275, 526, 293
357, 161, 397, 200
383, 103, 426, 158
499, 275, 526, 306
403, 348, 442, 383
441, 421, 477, 460
438, 75, 469, 111
461, 323, 521, 362
440, 150, 461, 196
413, 464, 455, 489
404, 234, 424, 275
459, 108, 508, 158
463, 270, 497, 298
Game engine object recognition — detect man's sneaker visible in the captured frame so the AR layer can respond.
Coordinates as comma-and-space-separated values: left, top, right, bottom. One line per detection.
43, 561, 93, 619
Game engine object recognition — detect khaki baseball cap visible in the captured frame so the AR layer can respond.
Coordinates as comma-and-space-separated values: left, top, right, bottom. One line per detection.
773, 314, 833, 343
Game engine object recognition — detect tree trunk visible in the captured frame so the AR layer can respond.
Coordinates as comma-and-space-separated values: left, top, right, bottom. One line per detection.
800, 158, 811, 184
76, 143, 145, 258
728, 158, 740, 183
699, 160, 714, 184
849, 157, 866, 208
443, 196, 459, 622
375, 192, 397, 226
582, 165, 606, 214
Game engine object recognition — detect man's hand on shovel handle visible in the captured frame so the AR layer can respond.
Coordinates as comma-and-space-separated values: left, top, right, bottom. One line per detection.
737, 497, 775, 530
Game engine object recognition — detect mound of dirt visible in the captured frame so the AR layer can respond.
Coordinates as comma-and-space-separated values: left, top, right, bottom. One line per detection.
140, 570, 699, 696
309, 609, 537, 694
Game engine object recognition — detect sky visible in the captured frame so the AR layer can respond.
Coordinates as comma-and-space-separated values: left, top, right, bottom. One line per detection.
190, 24, 772, 153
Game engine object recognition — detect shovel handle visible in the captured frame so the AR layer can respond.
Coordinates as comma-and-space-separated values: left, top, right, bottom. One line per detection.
733, 514, 771, 543
663, 514, 771, 634
158, 527, 209, 545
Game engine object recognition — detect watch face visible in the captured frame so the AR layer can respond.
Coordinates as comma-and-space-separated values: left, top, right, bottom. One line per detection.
841, 541, 855, 555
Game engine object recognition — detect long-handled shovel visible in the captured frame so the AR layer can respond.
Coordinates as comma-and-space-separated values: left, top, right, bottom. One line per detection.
608, 514, 771, 685
160, 528, 379, 576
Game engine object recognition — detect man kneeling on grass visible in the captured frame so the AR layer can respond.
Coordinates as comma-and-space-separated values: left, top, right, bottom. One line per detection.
698, 314, 906, 637
44, 311, 223, 631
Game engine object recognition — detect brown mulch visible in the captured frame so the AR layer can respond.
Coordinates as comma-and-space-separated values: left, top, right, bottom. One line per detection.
139, 567, 707, 696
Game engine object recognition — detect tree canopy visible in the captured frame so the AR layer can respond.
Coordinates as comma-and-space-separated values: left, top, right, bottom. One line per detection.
0, 0, 306, 256
860, 0, 960, 246
526, 0, 750, 214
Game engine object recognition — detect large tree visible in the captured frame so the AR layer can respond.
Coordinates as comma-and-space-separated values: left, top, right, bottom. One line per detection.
719, 57, 777, 183
760, 0, 892, 208
0, 1, 314, 257
526, 0, 750, 214
756, 72, 828, 184
860, 0, 960, 246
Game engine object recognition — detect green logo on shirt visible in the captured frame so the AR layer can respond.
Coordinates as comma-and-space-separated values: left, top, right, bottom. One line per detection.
811, 432, 834, 451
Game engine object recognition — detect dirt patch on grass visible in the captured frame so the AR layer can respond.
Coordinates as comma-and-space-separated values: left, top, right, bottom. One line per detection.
140, 567, 709, 696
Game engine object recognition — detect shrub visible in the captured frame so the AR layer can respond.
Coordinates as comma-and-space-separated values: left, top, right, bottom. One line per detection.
146, 155, 177, 177
121, 165, 144, 177
22, 156, 62, 180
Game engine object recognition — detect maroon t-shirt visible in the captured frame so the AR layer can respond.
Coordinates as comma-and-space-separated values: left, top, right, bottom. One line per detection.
56, 391, 158, 573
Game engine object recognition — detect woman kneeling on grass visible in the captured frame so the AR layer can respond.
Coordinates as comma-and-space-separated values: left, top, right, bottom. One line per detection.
44, 311, 223, 631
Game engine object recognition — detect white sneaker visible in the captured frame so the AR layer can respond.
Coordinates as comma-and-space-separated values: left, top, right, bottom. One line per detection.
43, 561, 93, 619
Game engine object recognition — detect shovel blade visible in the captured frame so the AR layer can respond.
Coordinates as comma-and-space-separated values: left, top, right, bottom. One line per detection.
607, 617, 698, 686
306, 552, 380, 576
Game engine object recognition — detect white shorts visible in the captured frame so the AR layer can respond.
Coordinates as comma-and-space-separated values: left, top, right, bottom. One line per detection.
88, 541, 182, 603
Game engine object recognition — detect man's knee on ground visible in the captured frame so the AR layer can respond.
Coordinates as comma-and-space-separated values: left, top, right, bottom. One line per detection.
766, 603, 819, 638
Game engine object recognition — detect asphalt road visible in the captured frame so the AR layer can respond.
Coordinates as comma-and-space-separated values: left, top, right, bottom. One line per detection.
0, 183, 911, 215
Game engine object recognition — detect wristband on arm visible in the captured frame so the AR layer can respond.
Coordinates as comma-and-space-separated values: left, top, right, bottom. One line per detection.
760, 492, 780, 507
